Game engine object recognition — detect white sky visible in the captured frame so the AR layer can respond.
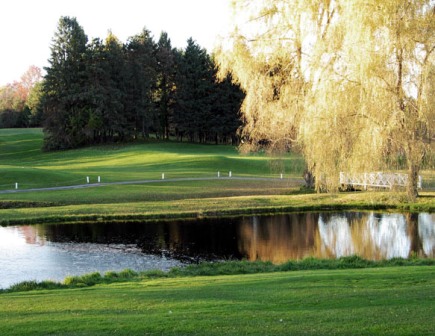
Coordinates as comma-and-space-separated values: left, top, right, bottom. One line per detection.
0, 0, 233, 86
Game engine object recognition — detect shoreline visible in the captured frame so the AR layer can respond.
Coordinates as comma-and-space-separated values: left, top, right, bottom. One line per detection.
1, 191, 433, 225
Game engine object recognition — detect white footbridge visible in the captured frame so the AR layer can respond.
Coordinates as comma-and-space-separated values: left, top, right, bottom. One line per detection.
339, 172, 422, 190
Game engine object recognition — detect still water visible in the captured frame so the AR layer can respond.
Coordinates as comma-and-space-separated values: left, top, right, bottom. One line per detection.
0, 212, 433, 288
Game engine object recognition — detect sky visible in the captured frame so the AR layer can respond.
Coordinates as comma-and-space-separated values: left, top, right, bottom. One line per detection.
0, 0, 233, 86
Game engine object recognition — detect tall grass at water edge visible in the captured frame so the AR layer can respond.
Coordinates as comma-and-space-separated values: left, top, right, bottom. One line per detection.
2, 256, 433, 293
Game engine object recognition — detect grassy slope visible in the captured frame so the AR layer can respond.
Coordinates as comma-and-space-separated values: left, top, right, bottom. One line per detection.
0, 266, 434, 335
0, 128, 304, 188
0, 128, 434, 224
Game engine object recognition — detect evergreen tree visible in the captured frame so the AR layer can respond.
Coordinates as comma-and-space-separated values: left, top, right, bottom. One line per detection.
39, 17, 242, 148
42, 16, 88, 150
124, 28, 157, 139
86, 33, 126, 143
104, 33, 128, 141
211, 72, 243, 144
174, 38, 214, 142
155, 32, 177, 139
86, 38, 108, 142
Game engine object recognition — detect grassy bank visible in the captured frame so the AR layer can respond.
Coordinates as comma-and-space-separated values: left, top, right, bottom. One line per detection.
3, 256, 433, 293
0, 265, 433, 335
0, 188, 434, 225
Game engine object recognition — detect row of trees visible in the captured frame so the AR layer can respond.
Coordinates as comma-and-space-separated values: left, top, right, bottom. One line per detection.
0, 66, 43, 128
218, 0, 434, 200
42, 17, 243, 150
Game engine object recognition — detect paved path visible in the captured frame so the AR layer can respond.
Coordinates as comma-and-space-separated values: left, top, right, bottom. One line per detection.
0, 176, 303, 194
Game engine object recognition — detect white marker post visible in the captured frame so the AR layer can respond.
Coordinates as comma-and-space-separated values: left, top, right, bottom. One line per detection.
98, 176, 101, 183
280, 173, 283, 179
218, 171, 220, 178
162, 173, 165, 180
86, 176, 90, 184
229, 171, 232, 178
15, 182, 18, 190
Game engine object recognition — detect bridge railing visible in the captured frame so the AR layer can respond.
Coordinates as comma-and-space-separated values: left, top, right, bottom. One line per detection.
339, 172, 422, 190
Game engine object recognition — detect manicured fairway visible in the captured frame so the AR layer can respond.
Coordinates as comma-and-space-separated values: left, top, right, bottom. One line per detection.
0, 266, 433, 335
0, 128, 304, 190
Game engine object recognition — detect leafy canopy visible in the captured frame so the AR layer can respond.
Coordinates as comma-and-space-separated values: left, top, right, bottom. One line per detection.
217, 0, 435, 200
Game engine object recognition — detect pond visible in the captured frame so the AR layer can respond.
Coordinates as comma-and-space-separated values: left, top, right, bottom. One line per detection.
0, 211, 433, 289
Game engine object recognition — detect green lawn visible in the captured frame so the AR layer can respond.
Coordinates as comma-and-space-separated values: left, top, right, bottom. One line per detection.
0, 266, 433, 335
0, 128, 304, 190
0, 128, 433, 224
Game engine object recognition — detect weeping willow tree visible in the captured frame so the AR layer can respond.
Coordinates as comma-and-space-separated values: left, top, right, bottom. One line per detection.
216, 0, 435, 200
216, 0, 332, 152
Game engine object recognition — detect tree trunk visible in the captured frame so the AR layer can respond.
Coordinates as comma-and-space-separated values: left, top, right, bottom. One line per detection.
303, 169, 315, 189
407, 163, 419, 202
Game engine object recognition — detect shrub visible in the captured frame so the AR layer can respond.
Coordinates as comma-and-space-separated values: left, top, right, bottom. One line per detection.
119, 269, 138, 278
64, 272, 102, 287
64, 276, 81, 286
7, 280, 63, 292
8, 281, 40, 292
79, 272, 102, 285
141, 269, 168, 279
337, 255, 373, 268
104, 271, 120, 280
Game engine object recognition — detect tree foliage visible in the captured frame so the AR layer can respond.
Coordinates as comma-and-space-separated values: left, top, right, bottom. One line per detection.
174, 38, 215, 142
217, 0, 435, 200
155, 32, 177, 139
40, 17, 244, 150
43, 16, 89, 150
0, 66, 42, 128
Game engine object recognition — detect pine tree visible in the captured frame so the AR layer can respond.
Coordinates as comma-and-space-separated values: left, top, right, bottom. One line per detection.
42, 16, 89, 150
86, 33, 127, 143
211, 72, 243, 144
155, 32, 177, 139
174, 38, 215, 142
124, 28, 157, 139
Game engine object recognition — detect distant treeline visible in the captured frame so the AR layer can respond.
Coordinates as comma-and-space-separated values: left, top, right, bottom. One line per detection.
1, 16, 244, 150
0, 65, 43, 128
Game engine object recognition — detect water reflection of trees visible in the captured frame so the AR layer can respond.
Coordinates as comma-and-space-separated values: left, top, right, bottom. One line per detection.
317, 214, 357, 258
17, 225, 46, 245
418, 213, 435, 257
317, 213, 413, 259
145, 220, 242, 261
317, 212, 433, 260
238, 212, 434, 262
238, 214, 319, 263
25, 212, 434, 262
